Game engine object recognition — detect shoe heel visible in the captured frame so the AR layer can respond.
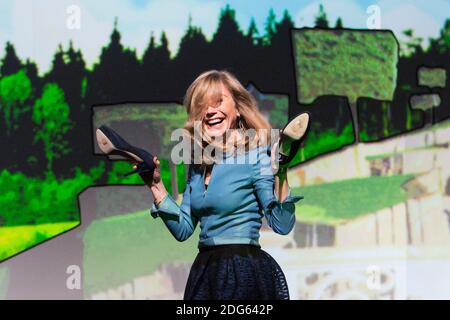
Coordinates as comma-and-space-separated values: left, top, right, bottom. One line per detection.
123, 163, 153, 178
96, 125, 156, 181
123, 169, 137, 177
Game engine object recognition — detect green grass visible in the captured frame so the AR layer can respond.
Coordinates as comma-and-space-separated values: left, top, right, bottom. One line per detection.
291, 174, 415, 225
83, 209, 199, 298
0, 221, 80, 261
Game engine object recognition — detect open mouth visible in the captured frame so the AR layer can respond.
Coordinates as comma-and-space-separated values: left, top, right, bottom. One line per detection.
205, 117, 225, 128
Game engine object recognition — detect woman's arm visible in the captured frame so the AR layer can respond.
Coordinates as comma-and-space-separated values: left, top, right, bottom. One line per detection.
150, 180, 169, 207
274, 167, 289, 202
144, 159, 198, 242
139, 156, 168, 206
253, 147, 304, 235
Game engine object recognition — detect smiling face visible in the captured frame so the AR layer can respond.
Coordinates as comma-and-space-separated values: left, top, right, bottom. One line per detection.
185, 70, 272, 163
202, 82, 239, 137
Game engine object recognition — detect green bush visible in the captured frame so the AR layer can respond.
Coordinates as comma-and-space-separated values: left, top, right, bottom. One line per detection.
290, 122, 354, 166
0, 162, 105, 226
0, 157, 186, 227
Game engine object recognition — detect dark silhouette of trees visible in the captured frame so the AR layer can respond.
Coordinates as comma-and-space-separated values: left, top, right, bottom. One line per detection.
209, 4, 248, 74
0, 4, 447, 179
429, 18, 450, 55
24, 59, 41, 92
141, 31, 173, 100
172, 18, 210, 100
255, 10, 299, 118
314, 4, 329, 28
141, 32, 158, 98
425, 19, 450, 123
47, 45, 65, 85
87, 18, 140, 104
174, 4, 255, 92
80, 18, 142, 181
45, 41, 90, 176
246, 18, 260, 46
264, 9, 277, 45
0, 42, 22, 76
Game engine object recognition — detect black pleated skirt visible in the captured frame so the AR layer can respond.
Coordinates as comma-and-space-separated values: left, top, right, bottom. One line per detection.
183, 244, 290, 300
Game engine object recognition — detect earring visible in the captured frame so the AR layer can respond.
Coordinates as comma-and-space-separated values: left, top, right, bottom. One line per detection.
237, 116, 245, 131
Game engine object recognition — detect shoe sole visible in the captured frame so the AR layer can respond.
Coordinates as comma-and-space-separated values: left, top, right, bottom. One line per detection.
282, 113, 310, 141
96, 128, 144, 163
278, 112, 311, 165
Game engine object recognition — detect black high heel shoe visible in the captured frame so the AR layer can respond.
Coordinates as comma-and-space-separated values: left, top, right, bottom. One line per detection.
278, 111, 311, 166
96, 125, 156, 178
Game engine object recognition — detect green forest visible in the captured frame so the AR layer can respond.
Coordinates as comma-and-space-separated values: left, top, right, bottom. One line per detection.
0, 4, 449, 261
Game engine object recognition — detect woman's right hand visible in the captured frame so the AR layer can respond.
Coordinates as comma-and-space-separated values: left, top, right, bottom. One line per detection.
133, 155, 162, 187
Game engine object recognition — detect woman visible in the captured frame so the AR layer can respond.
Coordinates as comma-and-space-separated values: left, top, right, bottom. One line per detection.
142, 70, 307, 300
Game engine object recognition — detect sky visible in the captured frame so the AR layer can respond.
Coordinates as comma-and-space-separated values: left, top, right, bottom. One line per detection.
0, 0, 448, 75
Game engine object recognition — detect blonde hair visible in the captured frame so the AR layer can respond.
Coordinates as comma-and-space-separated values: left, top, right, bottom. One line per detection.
183, 70, 272, 166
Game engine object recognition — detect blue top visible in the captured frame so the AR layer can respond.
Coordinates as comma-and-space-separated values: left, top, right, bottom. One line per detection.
150, 145, 304, 248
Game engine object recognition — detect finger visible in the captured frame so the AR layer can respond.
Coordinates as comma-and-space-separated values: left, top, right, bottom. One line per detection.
271, 142, 279, 173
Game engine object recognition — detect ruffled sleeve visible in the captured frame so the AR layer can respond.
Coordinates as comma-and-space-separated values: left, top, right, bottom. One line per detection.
252, 146, 304, 235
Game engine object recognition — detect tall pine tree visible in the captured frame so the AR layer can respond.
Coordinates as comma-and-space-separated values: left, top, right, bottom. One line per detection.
314, 4, 329, 28
172, 16, 210, 99
87, 18, 139, 103
1, 42, 22, 76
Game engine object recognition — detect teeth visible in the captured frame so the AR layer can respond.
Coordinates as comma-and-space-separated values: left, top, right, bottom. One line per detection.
207, 118, 224, 125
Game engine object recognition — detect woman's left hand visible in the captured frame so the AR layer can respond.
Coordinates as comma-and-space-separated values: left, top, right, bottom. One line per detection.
270, 140, 288, 177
